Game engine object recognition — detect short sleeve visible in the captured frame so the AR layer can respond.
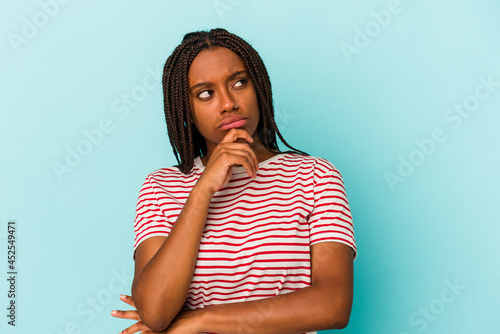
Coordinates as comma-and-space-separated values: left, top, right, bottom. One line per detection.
133, 175, 174, 260
308, 159, 357, 260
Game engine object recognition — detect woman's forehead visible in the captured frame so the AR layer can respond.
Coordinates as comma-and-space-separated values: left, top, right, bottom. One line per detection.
188, 47, 247, 83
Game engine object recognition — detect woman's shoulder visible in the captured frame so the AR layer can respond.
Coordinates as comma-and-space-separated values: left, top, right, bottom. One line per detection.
145, 163, 200, 182
138, 165, 200, 195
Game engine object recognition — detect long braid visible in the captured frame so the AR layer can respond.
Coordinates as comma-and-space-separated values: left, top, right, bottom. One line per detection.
162, 41, 187, 166
162, 28, 309, 174
181, 44, 205, 169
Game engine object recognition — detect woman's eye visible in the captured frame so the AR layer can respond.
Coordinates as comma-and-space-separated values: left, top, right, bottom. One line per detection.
198, 90, 212, 99
233, 79, 247, 88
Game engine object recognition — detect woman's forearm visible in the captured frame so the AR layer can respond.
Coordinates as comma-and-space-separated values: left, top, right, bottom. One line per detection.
197, 284, 351, 334
131, 182, 213, 331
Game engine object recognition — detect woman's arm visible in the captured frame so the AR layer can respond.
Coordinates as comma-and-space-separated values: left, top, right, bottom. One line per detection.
131, 182, 212, 332
114, 235, 353, 334
195, 242, 354, 334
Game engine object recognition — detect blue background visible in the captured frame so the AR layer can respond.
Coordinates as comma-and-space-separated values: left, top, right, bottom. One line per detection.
1, 0, 499, 333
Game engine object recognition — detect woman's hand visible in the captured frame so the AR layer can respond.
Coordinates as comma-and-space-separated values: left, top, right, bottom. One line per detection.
197, 128, 259, 195
111, 294, 153, 333
111, 294, 204, 334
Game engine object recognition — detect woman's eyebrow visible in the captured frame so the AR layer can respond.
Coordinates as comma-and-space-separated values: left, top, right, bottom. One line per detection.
189, 70, 248, 92
228, 70, 247, 79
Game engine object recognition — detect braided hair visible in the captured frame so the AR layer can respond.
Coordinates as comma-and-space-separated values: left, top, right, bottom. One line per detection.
162, 28, 309, 174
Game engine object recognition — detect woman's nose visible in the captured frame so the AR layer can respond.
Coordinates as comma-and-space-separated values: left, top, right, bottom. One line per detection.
218, 88, 238, 113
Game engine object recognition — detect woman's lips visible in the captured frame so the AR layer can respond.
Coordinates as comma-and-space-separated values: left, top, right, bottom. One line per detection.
219, 119, 247, 130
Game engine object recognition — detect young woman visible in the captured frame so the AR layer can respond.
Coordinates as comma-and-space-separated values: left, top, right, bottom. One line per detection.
111, 28, 357, 334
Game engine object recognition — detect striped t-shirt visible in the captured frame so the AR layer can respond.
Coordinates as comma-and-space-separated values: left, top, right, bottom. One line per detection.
133, 152, 356, 333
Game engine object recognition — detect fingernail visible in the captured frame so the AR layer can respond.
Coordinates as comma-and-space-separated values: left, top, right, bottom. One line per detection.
120, 294, 126, 299
111, 310, 118, 315
250, 137, 254, 142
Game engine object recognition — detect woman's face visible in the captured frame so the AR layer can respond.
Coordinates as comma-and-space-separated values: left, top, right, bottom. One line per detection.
187, 46, 261, 153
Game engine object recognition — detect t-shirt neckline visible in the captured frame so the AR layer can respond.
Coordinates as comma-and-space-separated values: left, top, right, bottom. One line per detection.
194, 152, 287, 173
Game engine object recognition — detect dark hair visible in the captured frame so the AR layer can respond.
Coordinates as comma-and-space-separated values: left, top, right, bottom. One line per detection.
162, 28, 308, 174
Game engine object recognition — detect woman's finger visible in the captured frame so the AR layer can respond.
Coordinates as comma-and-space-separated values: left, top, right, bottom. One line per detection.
220, 128, 253, 144
116, 320, 151, 334
110, 309, 141, 321
119, 294, 136, 308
